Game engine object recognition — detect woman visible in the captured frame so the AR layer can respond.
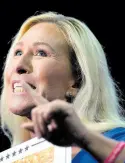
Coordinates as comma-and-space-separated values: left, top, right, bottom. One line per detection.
0, 11, 125, 162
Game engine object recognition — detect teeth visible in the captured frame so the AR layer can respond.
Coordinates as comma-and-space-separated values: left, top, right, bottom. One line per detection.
14, 87, 25, 93
14, 83, 22, 89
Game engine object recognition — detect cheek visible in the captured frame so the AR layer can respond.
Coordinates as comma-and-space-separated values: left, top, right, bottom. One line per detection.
4, 66, 13, 84
4, 58, 16, 84
34, 59, 72, 86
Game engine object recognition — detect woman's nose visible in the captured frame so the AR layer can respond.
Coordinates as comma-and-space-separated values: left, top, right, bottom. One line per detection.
16, 66, 29, 74
15, 55, 32, 75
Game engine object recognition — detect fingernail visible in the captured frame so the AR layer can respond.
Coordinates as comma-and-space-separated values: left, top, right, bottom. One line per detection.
48, 124, 53, 132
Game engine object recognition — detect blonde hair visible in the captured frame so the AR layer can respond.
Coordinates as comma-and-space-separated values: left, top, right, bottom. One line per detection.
1, 11, 125, 147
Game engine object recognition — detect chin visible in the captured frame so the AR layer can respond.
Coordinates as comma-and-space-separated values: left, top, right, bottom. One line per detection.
9, 101, 35, 117
7, 94, 35, 116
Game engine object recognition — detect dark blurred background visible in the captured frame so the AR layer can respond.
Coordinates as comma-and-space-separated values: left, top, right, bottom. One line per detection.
0, 1, 125, 152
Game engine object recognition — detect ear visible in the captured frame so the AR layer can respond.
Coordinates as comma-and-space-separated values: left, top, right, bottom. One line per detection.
65, 80, 79, 102
66, 87, 79, 98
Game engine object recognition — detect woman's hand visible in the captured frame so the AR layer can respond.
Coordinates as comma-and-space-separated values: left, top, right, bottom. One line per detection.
21, 82, 125, 163
21, 82, 87, 147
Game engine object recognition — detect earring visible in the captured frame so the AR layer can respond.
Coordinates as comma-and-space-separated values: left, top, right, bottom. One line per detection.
65, 92, 74, 103
66, 92, 72, 97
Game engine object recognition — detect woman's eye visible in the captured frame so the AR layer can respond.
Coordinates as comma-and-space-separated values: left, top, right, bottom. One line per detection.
15, 50, 22, 56
36, 50, 47, 57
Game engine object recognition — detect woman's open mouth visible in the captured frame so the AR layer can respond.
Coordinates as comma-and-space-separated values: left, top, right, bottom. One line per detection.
12, 81, 36, 93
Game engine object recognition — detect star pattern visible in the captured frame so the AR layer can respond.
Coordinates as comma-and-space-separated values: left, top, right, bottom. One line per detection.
6, 154, 10, 159
25, 146, 29, 151
12, 151, 16, 157
0, 157, 3, 162
0, 145, 30, 162
19, 148, 23, 154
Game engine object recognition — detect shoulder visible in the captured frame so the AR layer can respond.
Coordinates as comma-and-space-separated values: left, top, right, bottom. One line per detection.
103, 127, 125, 141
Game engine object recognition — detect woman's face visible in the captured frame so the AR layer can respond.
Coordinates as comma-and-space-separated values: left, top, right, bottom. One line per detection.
5, 22, 74, 117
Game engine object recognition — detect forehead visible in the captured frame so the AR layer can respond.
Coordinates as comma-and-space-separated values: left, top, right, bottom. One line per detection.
19, 22, 69, 52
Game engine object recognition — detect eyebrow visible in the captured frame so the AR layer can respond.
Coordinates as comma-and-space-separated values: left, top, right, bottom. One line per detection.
15, 41, 56, 53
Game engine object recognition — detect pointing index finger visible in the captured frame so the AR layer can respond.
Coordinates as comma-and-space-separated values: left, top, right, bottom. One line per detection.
21, 81, 48, 106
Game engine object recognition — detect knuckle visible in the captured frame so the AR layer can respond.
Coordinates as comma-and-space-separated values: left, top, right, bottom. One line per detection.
51, 99, 62, 107
53, 99, 62, 103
